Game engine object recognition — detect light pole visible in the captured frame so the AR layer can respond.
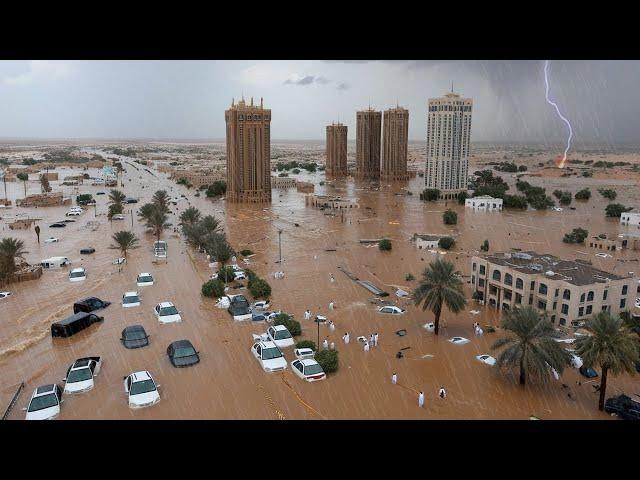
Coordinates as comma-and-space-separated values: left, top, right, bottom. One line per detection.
278, 229, 283, 264
317, 317, 320, 351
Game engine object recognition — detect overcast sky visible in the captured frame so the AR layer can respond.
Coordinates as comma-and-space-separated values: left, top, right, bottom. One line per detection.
1, 60, 638, 146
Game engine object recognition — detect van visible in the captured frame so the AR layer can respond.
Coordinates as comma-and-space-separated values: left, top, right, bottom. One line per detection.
51, 311, 104, 338
41, 256, 71, 269
73, 297, 111, 314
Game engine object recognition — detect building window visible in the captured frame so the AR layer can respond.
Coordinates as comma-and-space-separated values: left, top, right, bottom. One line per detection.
603, 289, 608, 301
479, 265, 485, 275
489, 285, 498, 295
579, 307, 584, 317
504, 273, 513, 286
538, 283, 548, 295
478, 278, 484, 287
472, 263, 476, 272
559, 318, 566, 326
620, 298, 626, 309
516, 278, 523, 290
602, 305, 609, 312
580, 293, 585, 303
492, 270, 501, 281
587, 291, 594, 302
530, 281, 535, 290
515, 293, 522, 304
504, 290, 512, 300
554, 289, 559, 298
622, 285, 628, 296
563, 289, 571, 300
561, 304, 569, 314
586, 305, 593, 315
551, 315, 556, 323
537, 300, 547, 310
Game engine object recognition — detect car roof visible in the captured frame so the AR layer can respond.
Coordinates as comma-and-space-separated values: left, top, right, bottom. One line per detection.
35, 384, 56, 396
170, 339, 194, 349
158, 301, 174, 308
272, 324, 288, 332
258, 341, 278, 349
296, 347, 313, 353
130, 371, 152, 382
299, 358, 319, 367
138, 272, 152, 277
72, 358, 91, 368
70, 267, 85, 273
124, 324, 145, 333
55, 311, 96, 326
124, 291, 139, 296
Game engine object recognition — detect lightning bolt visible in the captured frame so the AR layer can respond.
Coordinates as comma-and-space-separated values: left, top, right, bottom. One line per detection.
544, 60, 573, 168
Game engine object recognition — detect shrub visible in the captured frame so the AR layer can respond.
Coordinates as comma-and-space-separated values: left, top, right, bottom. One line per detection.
315, 349, 339, 373
201, 279, 225, 298
378, 239, 392, 251
443, 209, 458, 225
249, 278, 272, 298
295, 340, 317, 351
605, 203, 631, 218
76, 194, 94, 205
244, 268, 258, 286
563, 228, 588, 244
405, 273, 415, 281
480, 239, 489, 251
518, 165, 528, 172
274, 313, 301, 336
582, 170, 593, 177
438, 237, 455, 250
457, 191, 468, 204
292, 168, 301, 174
240, 249, 254, 256
206, 180, 227, 197
558, 191, 572, 205
217, 265, 236, 283
598, 188, 617, 200
503, 195, 528, 209
420, 188, 440, 201
575, 188, 591, 200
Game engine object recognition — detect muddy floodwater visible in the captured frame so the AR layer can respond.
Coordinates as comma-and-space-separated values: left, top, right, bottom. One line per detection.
1, 148, 639, 420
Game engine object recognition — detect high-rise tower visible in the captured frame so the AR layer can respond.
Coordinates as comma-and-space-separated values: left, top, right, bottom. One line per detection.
381, 106, 409, 180
325, 123, 348, 177
356, 108, 381, 179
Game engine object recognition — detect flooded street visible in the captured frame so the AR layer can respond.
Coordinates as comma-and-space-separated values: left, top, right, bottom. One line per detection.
1, 146, 639, 420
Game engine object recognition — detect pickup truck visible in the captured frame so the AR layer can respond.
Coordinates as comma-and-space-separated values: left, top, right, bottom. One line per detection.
63, 356, 102, 394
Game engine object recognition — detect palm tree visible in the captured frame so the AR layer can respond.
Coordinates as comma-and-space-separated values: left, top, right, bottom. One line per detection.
413, 258, 466, 335
574, 311, 639, 410
16, 173, 28, 197
205, 233, 234, 280
179, 207, 201, 227
0, 237, 27, 277
39, 174, 51, 193
137, 203, 156, 225
108, 189, 126, 206
200, 215, 222, 234
111, 230, 139, 258
108, 203, 124, 222
152, 190, 170, 213
492, 306, 571, 386
145, 206, 170, 243
34, 225, 40, 244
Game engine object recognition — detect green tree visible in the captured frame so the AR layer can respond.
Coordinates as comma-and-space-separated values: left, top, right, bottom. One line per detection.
605, 203, 631, 218
179, 206, 201, 227
108, 189, 126, 206
491, 307, 571, 386
201, 278, 225, 298
457, 191, 468, 204
206, 180, 227, 197
274, 313, 301, 336
443, 209, 458, 225
200, 215, 222, 235
152, 189, 171, 213
598, 188, 617, 200
503, 195, 528, 209
0, 237, 27, 279
108, 202, 124, 221
574, 312, 639, 411
250, 278, 272, 299
315, 349, 339, 373
420, 188, 440, 201
378, 239, 392, 251
563, 228, 589, 244
16, 172, 28, 197
296, 340, 317, 351
575, 188, 591, 201
205, 233, 234, 266
39, 174, 51, 193
413, 258, 466, 336
438, 237, 455, 250
111, 230, 139, 258
480, 239, 489, 252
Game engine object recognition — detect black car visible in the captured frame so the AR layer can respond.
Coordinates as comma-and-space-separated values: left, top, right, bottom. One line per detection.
125, 197, 138, 204
49, 223, 66, 228
80, 247, 96, 255
252, 312, 267, 322
604, 395, 640, 420
166, 340, 200, 367
73, 297, 111, 314
62, 219, 76, 223
51, 312, 104, 338
96, 192, 105, 195
120, 325, 150, 349
579, 365, 599, 378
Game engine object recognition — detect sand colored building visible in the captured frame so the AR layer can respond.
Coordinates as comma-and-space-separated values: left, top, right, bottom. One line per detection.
356, 109, 381, 179
305, 194, 359, 210
381, 106, 409, 180
465, 195, 503, 211
425, 91, 473, 199
471, 251, 635, 326
171, 169, 224, 188
412, 234, 442, 250
16, 192, 71, 207
296, 181, 314, 193
325, 123, 348, 177
271, 176, 297, 188
225, 97, 271, 203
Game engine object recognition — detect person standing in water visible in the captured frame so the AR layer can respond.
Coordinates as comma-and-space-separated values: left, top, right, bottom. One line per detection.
391, 372, 397, 384
418, 391, 425, 408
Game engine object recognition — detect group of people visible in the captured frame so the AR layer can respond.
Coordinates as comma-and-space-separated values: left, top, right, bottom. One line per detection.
363, 332, 379, 352
273, 271, 285, 279
322, 337, 336, 350
392, 373, 447, 408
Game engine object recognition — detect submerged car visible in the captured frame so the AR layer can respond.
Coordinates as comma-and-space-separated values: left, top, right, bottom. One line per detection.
44, 237, 59, 243
136, 272, 154, 286
267, 325, 294, 348
68, 267, 87, 282
579, 365, 599, 378
0, 291, 12, 299
378, 305, 405, 315
291, 359, 326, 382
604, 394, 640, 420
121, 325, 150, 349
448, 336, 470, 345
294, 348, 315, 360
122, 291, 141, 308
252, 312, 268, 322
63, 357, 102, 394
24, 384, 63, 420
80, 247, 96, 255
112, 214, 125, 221
51, 312, 104, 338
251, 300, 271, 311
476, 354, 496, 366
166, 340, 200, 368
123, 371, 160, 409
154, 302, 181, 323
251, 341, 287, 372
73, 297, 111, 314
49, 223, 66, 228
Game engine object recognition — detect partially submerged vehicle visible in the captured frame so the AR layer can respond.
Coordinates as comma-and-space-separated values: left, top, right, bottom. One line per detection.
291, 359, 326, 382
41, 256, 71, 269
294, 348, 315, 360
153, 240, 168, 258
251, 341, 287, 372
121, 325, 150, 349
51, 311, 104, 338
123, 371, 160, 409
604, 394, 640, 420
154, 302, 182, 323
228, 295, 252, 321
24, 384, 63, 420
63, 357, 102, 394
166, 340, 200, 368
266, 325, 294, 348
73, 297, 111, 314
68, 267, 87, 282
136, 272, 154, 286
122, 291, 141, 308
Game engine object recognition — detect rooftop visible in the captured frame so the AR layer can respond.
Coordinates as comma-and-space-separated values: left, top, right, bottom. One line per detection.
480, 251, 629, 286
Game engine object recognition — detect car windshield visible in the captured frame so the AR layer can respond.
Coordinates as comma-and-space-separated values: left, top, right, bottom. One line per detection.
123, 295, 140, 304
274, 329, 292, 340
160, 306, 178, 316
262, 346, 283, 360
174, 346, 196, 358
28, 393, 58, 412
304, 363, 324, 375
69, 271, 85, 278
130, 379, 156, 395
67, 368, 92, 383
126, 329, 147, 341
138, 276, 152, 283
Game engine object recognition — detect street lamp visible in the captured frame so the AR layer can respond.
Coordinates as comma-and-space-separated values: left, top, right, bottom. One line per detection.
278, 229, 283, 264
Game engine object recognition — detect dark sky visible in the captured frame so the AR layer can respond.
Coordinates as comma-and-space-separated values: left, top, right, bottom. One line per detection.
1, 60, 638, 146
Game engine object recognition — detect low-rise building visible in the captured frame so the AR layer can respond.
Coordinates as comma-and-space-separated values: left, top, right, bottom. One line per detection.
16, 192, 71, 207
471, 251, 635, 326
621, 211, 640, 228
587, 234, 625, 252
271, 176, 297, 189
296, 181, 314, 193
465, 195, 503, 211
170, 169, 224, 188
412, 234, 441, 250
305, 194, 359, 210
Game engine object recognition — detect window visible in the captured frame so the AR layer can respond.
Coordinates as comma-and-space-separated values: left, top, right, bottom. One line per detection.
603, 289, 608, 301
492, 270, 501, 281
554, 289, 559, 297
587, 291, 594, 302
622, 285, 628, 296
561, 304, 569, 314
515, 293, 522, 304
538, 283, 548, 295
559, 318, 566, 326
504, 290, 512, 300
504, 273, 513, 286
489, 285, 498, 295
602, 305, 609, 312
537, 300, 547, 310
580, 293, 585, 303
563, 289, 571, 300
478, 278, 484, 287
472, 263, 476, 272
586, 305, 592, 315
579, 307, 584, 317
530, 281, 535, 290
479, 265, 485, 275
516, 278, 523, 290
620, 298, 626, 309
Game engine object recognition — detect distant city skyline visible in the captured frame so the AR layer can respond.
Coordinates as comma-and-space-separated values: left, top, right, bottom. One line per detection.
1, 60, 640, 146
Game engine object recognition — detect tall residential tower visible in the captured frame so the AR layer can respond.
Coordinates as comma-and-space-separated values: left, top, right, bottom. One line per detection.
225, 97, 271, 203
381, 106, 409, 180
356, 108, 381, 179
424, 91, 472, 199
325, 123, 348, 177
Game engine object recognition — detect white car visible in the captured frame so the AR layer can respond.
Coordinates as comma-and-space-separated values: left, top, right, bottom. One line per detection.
294, 348, 315, 360
137, 273, 154, 286
0, 291, 12, 299
251, 341, 287, 372
291, 359, 326, 382
636, 297, 640, 308
112, 214, 125, 221
596, 253, 612, 258
230, 264, 243, 272
123, 371, 160, 409
233, 271, 247, 281
44, 237, 59, 243
378, 305, 405, 315
476, 354, 496, 366
24, 384, 63, 420
63, 357, 102, 394
122, 291, 141, 308
154, 302, 182, 323
66, 210, 81, 216
566, 349, 584, 369
267, 324, 295, 348
251, 300, 271, 311
113, 257, 126, 265
68, 267, 87, 282
448, 336, 470, 345
552, 207, 563, 212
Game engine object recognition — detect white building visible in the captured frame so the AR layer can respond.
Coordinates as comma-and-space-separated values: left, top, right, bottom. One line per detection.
465, 195, 503, 211
412, 234, 441, 250
621, 212, 640, 228
424, 91, 473, 200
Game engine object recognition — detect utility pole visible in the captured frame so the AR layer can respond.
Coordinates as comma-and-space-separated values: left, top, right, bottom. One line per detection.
278, 229, 283, 264
317, 317, 320, 351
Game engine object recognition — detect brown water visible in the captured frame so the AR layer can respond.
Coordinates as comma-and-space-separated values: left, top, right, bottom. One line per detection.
1, 149, 640, 420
